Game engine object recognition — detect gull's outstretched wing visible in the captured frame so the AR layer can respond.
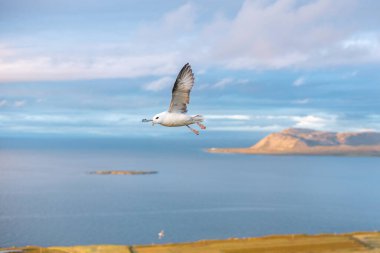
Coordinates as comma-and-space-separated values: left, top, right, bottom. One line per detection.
168, 63, 194, 113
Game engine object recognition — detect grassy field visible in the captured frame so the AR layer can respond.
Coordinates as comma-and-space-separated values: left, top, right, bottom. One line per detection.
2, 232, 380, 253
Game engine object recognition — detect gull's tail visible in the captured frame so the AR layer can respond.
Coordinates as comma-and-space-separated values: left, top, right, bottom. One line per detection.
191, 115, 204, 123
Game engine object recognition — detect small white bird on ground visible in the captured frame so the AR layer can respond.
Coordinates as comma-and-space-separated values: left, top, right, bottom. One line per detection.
142, 63, 206, 135
158, 230, 165, 239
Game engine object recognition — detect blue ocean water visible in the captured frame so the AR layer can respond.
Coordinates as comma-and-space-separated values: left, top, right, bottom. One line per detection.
1, 136, 380, 247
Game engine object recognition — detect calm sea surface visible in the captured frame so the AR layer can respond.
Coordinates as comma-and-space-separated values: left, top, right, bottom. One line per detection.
1, 136, 380, 247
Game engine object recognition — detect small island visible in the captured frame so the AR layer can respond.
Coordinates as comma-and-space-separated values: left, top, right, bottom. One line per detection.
208, 128, 380, 156
90, 170, 158, 175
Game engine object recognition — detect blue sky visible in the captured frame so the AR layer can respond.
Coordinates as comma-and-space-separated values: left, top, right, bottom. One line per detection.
1, 0, 380, 137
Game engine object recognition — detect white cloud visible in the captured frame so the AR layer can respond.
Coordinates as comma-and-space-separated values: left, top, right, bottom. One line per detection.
213, 78, 234, 88
342, 33, 379, 50
293, 77, 305, 86
0, 2, 196, 82
0, 113, 142, 126
0, 99, 28, 108
353, 128, 377, 132
202, 0, 380, 69
209, 125, 283, 132
22, 114, 73, 123
206, 114, 251, 120
0, 99, 7, 107
14, 100, 26, 107
0, 53, 180, 82
292, 114, 337, 129
341, 70, 358, 79
212, 78, 249, 88
144, 76, 173, 91
205, 113, 340, 132
369, 114, 380, 119
136, 3, 196, 44
1, 1, 380, 82
162, 3, 196, 33
236, 79, 249, 84
293, 98, 310, 104
196, 69, 206, 75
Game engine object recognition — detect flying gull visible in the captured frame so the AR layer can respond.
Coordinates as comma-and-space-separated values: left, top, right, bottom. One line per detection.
142, 63, 206, 135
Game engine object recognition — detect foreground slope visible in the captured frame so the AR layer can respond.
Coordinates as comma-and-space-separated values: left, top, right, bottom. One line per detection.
2, 232, 380, 253
208, 128, 380, 156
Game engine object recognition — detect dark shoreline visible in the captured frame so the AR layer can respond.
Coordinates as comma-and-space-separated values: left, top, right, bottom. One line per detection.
89, 170, 158, 175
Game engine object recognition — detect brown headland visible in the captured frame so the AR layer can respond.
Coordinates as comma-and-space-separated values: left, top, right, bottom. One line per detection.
208, 128, 380, 156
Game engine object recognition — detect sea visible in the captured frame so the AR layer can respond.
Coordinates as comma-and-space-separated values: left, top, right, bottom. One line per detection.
1, 134, 380, 247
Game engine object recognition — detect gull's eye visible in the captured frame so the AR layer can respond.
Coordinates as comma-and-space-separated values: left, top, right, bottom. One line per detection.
155, 117, 159, 119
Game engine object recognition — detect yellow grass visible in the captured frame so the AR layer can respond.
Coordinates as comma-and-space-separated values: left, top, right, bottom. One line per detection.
3, 232, 380, 253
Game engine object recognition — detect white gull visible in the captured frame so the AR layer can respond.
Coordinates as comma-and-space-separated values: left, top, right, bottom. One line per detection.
142, 63, 206, 135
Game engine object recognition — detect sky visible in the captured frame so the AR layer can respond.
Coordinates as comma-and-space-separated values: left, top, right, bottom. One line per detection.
1, 0, 380, 138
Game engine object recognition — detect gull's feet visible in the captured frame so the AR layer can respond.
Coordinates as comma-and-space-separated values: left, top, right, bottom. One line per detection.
187, 125, 200, 135
197, 122, 206, 130
192, 129, 200, 135
186, 125, 199, 135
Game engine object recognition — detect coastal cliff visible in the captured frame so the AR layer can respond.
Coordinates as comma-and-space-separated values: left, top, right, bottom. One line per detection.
208, 128, 380, 156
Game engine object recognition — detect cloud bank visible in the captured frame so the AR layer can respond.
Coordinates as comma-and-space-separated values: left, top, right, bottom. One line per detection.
1, 0, 380, 82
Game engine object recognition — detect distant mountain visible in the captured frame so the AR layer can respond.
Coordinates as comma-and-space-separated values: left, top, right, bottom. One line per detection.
208, 128, 380, 156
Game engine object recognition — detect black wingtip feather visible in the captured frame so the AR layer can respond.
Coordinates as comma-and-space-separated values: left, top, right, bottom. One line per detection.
177, 63, 193, 79
182, 63, 191, 73
171, 63, 194, 93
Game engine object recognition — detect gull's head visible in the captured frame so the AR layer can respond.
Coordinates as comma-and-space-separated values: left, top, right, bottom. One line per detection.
152, 112, 166, 125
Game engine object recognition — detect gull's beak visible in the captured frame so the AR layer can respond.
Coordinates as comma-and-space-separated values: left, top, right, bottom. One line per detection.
142, 119, 153, 123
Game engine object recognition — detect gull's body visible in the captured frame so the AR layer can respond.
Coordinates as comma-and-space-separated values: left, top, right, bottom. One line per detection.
153, 111, 203, 127
142, 63, 205, 135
